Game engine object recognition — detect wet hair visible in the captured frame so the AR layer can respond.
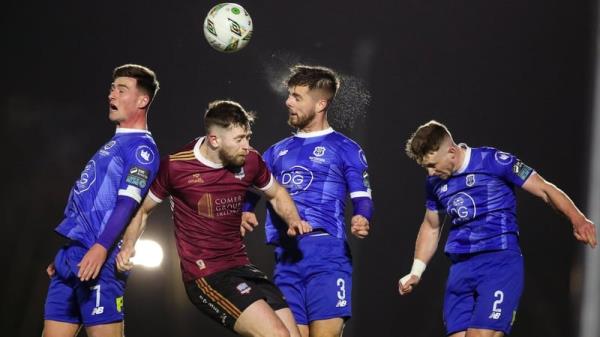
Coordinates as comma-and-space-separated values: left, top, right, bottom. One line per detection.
405, 120, 453, 164
204, 100, 255, 132
113, 64, 160, 103
286, 64, 340, 102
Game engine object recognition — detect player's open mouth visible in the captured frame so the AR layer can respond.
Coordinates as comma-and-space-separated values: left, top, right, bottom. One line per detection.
110, 104, 118, 111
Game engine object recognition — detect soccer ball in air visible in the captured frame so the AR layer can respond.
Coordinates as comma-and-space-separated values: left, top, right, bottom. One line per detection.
203, 3, 253, 53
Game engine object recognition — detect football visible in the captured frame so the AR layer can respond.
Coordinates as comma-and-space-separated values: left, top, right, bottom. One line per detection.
203, 3, 253, 53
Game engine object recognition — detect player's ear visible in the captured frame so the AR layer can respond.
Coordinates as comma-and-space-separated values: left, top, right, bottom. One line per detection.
137, 95, 150, 109
316, 98, 328, 113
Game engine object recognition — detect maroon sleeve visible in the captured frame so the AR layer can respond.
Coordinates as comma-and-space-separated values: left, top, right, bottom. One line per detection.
149, 157, 171, 201
251, 151, 273, 190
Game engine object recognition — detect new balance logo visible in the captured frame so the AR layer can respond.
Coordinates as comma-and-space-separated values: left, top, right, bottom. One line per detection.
336, 299, 347, 308
91, 306, 104, 315
489, 311, 501, 320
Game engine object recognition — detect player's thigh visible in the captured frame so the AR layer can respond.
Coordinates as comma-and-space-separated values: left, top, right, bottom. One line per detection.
275, 308, 302, 337
444, 257, 477, 335
85, 321, 124, 337
234, 299, 290, 337
78, 267, 127, 327
302, 237, 352, 323
471, 250, 523, 334
185, 266, 287, 333
309, 317, 345, 337
42, 320, 81, 337
273, 255, 308, 325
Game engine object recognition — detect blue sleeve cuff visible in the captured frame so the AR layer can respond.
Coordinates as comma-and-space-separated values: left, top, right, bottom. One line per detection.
96, 196, 139, 250
242, 190, 261, 212
352, 196, 374, 221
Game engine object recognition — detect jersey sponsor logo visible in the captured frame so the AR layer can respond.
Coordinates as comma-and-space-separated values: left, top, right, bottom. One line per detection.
512, 160, 532, 180
280, 165, 314, 195
126, 166, 149, 188
188, 173, 205, 184
100, 140, 117, 156
236, 282, 252, 295
466, 174, 476, 187
214, 195, 243, 216
446, 192, 477, 223
494, 151, 513, 165
313, 146, 326, 157
75, 160, 96, 194
135, 145, 155, 164
358, 149, 368, 167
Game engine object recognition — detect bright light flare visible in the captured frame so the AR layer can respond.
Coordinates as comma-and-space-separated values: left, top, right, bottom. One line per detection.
131, 239, 164, 268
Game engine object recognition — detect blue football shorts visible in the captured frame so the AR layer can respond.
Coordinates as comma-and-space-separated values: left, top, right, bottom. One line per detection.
273, 233, 353, 325
443, 249, 524, 335
44, 242, 127, 326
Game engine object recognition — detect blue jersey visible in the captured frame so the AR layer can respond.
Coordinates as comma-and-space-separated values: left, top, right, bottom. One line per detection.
263, 128, 371, 244
425, 146, 534, 254
55, 128, 159, 248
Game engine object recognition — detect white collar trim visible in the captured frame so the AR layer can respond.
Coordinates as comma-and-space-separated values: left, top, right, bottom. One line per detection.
455, 144, 471, 175
295, 127, 334, 138
115, 127, 151, 135
193, 137, 223, 168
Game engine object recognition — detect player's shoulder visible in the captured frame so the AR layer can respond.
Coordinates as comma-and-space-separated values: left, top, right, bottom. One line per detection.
329, 130, 363, 150
269, 134, 296, 149
167, 138, 198, 162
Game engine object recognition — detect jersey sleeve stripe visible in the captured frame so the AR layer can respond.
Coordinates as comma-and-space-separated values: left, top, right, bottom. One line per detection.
148, 190, 163, 203
118, 186, 142, 203
350, 191, 372, 199
255, 174, 274, 191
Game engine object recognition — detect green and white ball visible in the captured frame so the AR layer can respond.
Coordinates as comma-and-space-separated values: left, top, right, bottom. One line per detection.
203, 3, 253, 53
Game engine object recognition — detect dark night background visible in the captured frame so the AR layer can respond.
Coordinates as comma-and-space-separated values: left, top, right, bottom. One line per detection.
2, 1, 597, 336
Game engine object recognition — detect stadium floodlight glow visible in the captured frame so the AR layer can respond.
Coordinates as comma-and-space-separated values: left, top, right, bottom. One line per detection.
131, 239, 164, 268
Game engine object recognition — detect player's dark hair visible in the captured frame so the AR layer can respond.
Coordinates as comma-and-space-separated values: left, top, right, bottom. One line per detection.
113, 64, 160, 104
406, 120, 452, 164
204, 100, 255, 132
287, 65, 340, 103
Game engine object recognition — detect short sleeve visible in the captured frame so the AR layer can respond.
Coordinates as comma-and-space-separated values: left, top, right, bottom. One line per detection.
148, 156, 171, 203
117, 141, 159, 203
425, 180, 443, 211
252, 151, 274, 191
488, 150, 535, 187
343, 144, 372, 199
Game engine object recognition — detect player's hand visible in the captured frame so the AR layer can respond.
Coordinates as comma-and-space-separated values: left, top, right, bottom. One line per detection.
46, 262, 56, 278
573, 217, 597, 248
398, 274, 420, 295
241, 212, 259, 237
77, 243, 108, 281
287, 220, 312, 237
116, 245, 136, 272
351, 215, 370, 239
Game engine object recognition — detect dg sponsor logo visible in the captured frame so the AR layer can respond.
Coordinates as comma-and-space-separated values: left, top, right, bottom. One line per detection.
75, 160, 96, 194
135, 145, 155, 164
280, 165, 314, 195
446, 192, 477, 223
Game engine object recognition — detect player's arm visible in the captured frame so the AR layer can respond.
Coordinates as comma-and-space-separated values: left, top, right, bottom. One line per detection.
398, 208, 442, 295
77, 196, 140, 281
522, 173, 597, 248
116, 195, 161, 272
350, 197, 373, 239
240, 191, 261, 237
262, 180, 312, 237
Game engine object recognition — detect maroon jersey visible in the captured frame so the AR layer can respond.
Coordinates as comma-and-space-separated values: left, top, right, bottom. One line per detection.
148, 137, 273, 281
